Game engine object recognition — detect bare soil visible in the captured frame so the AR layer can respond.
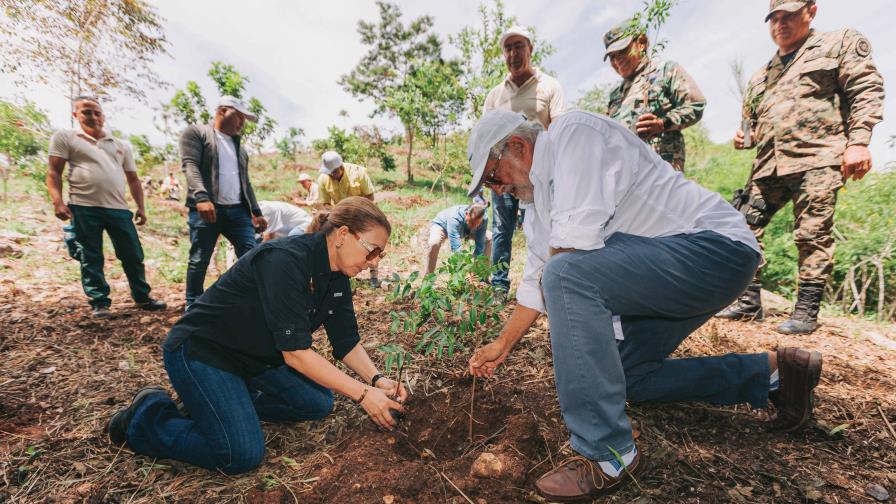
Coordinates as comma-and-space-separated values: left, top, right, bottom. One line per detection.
2, 259, 896, 503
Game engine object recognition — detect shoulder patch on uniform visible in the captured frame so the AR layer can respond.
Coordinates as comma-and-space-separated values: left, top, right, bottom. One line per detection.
856, 38, 871, 58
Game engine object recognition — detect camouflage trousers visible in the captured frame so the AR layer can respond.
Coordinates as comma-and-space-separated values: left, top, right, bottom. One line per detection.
744, 166, 844, 283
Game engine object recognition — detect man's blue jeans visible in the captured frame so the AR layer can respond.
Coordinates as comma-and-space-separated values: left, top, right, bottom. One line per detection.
126, 339, 334, 474
541, 231, 768, 462
185, 205, 256, 306
490, 192, 519, 291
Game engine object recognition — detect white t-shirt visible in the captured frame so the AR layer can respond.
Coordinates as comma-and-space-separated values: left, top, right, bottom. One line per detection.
214, 130, 241, 205
517, 111, 760, 313
258, 201, 312, 238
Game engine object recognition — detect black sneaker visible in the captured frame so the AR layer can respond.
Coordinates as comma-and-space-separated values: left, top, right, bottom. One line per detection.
107, 386, 167, 445
137, 299, 168, 311
92, 306, 112, 318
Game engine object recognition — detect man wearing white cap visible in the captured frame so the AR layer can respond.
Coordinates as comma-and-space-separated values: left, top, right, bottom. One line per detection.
180, 96, 268, 307
483, 25, 565, 301
317, 151, 380, 286
466, 109, 824, 500
297, 172, 319, 206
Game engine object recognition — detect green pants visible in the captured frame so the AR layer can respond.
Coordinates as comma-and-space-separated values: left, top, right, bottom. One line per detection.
67, 205, 152, 308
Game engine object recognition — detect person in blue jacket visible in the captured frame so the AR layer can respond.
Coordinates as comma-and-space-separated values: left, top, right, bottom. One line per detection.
425, 203, 491, 274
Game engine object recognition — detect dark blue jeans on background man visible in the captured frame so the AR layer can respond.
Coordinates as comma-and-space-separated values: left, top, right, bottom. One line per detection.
541, 231, 768, 463
125, 339, 334, 474
185, 205, 256, 306
490, 192, 519, 292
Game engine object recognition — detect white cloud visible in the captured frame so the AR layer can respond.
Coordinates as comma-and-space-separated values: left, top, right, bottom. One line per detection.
1, 0, 892, 167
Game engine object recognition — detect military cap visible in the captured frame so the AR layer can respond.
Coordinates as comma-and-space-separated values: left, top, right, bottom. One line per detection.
765, 0, 815, 22
603, 19, 640, 61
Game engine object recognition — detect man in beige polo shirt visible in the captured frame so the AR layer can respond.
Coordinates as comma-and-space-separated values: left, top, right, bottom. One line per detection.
47, 96, 166, 318
483, 25, 565, 300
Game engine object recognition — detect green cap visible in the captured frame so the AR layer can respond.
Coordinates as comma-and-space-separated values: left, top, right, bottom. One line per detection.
603, 19, 638, 61
765, 0, 813, 21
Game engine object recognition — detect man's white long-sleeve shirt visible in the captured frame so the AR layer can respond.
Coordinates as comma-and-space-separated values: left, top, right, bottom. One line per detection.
516, 111, 760, 313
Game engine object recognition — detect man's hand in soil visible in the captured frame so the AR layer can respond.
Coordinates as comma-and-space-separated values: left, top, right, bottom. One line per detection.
361, 387, 404, 430
469, 338, 511, 378
196, 201, 216, 223
53, 202, 72, 221
375, 377, 408, 404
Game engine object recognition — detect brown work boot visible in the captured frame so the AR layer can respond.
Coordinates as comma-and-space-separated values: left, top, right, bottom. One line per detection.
716, 280, 764, 321
770, 347, 822, 432
535, 452, 643, 502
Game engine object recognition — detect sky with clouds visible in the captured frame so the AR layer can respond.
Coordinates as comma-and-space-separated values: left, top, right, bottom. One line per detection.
2, 0, 893, 167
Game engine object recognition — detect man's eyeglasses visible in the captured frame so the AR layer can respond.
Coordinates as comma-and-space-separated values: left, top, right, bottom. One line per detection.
354, 233, 386, 261
79, 110, 103, 117
482, 153, 503, 187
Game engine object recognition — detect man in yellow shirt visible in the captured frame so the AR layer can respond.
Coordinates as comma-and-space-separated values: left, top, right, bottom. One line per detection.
317, 151, 376, 205
317, 151, 380, 286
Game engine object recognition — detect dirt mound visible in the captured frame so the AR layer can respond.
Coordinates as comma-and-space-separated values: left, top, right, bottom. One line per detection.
304, 375, 546, 503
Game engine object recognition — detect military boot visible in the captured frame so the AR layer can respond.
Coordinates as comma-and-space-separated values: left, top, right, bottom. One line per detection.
777, 281, 824, 335
716, 280, 764, 321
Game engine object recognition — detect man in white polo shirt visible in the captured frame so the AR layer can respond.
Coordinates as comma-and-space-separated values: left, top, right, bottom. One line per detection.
466, 110, 824, 500
483, 25, 565, 301
46, 96, 166, 318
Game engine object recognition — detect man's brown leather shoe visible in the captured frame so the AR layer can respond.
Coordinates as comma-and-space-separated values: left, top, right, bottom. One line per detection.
770, 347, 822, 432
535, 451, 643, 502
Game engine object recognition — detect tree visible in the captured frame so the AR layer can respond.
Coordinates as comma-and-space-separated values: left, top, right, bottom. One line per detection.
573, 83, 614, 115
275, 127, 305, 162
0, 0, 168, 106
0, 99, 50, 199
451, 0, 555, 121
618, 0, 680, 57
129, 134, 174, 175
340, 1, 442, 183
162, 61, 277, 152
386, 60, 465, 152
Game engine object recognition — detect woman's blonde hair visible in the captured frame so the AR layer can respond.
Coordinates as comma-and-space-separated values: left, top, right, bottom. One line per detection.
307, 196, 391, 236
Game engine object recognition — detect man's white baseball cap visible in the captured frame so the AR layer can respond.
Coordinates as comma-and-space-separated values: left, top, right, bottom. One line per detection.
216, 96, 257, 122
499, 25, 533, 48
298, 173, 313, 182
466, 109, 527, 197
319, 151, 343, 175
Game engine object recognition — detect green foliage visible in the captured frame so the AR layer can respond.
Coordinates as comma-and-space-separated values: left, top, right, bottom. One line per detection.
573, 83, 614, 115
387, 250, 503, 359
0, 99, 50, 198
129, 134, 174, 174
162, 61, 277, 151
311, 127, 371, 165
275, 127, 305, 162
340, 1, 444, 183
426, 132, 470, 194
685, 128, 896, 319
385, 59, 466, 150
621, 0, 679, 56
0, 0, 169, 103
378, 343, 411, 375
451, 0, 555, 121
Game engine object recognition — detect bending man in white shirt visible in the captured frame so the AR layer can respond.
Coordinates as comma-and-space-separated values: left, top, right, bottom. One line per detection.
466, 110, 824, 501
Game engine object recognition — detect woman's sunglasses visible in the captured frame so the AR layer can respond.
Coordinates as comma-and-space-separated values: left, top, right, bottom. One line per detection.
353, 233, 386, 261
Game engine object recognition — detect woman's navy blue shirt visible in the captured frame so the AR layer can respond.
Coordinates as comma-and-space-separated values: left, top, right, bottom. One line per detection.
163, 232, 360, 377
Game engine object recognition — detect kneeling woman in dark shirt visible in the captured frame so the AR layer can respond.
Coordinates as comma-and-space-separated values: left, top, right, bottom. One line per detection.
107, 196, 406, 474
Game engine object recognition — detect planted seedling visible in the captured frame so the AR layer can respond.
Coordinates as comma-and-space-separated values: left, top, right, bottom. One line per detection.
379, 344, 411, 423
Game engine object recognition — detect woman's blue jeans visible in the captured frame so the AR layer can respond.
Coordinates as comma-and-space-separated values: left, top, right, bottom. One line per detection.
126, 340, 334, 474
541, 231, 768, 462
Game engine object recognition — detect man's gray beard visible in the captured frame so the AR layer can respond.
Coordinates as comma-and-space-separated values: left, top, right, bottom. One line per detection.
509, 184, 535, 204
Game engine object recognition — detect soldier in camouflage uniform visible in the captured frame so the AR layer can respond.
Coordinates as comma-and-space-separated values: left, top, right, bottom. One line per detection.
717, 0, 884, 334
603, 20, 706, 171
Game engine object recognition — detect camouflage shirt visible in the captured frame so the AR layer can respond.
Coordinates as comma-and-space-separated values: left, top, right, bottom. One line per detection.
607, 58, 706, 170
744, 29, 884, 180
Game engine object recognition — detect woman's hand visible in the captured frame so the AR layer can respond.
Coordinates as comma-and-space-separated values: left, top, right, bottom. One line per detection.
360, 387, 404, 430
375, 377, 409, 404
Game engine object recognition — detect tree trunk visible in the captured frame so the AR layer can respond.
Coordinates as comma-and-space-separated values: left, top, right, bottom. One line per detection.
405, 126, 414, 184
